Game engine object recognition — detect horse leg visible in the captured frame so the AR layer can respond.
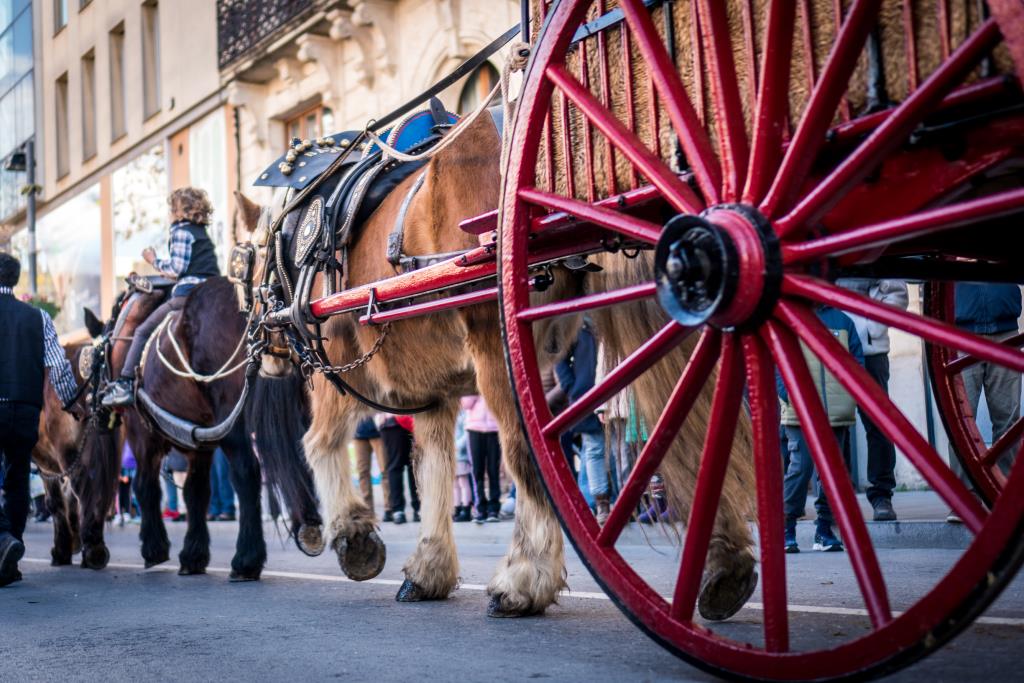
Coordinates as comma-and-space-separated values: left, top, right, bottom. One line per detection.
130, 427, 171, 568
45, 478, 74, 566
78, 427, 118, 570
222, 424, 266, 582
468, 328, 567, 617
179, 450, 213, 575
395, 401, 460, 602
699, 499, 758, 621
303, 396, 384, 581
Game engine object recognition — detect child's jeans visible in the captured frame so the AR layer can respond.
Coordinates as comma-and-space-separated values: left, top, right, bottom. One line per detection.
782, 425, 850, 526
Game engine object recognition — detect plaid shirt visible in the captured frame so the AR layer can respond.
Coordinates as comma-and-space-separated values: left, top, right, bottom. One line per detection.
0, 286, 79, 406
152, 222, 203, 294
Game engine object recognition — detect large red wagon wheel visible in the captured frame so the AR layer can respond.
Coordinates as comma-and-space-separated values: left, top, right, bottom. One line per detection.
499, 1, 1024, 680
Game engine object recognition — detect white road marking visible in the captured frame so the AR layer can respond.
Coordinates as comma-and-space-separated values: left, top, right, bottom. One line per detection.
21, 557, 1024, 627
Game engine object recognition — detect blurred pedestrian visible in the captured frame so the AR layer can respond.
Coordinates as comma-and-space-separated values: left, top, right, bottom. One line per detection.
556, 321, 610, 525
836, 278, 908, 521
353, 416, 391, 521
452, 410, 473, 522
208, 448, 236, 521
380, 414, 419, 524
947, 283, 1022, 522
0, 253, 80, 587
780, 305, 864, 553
462, 395, 502, 523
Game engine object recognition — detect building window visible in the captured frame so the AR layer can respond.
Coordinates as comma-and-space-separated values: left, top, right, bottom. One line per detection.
285, 105, 334, 146
458, 62, 499, 115
141, 0, 160, 119
54, 0, 68, 32
109, 22, 126, 140
0, 0, 34, 222
81, 48, 96, 160
55, 72, 69, 178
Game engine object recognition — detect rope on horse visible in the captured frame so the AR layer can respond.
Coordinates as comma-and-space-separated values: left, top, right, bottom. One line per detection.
152, 312, 250, 383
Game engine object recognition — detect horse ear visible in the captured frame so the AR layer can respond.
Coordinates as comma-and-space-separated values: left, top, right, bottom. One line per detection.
83, 308, 104, 338
234, 191, 262, 232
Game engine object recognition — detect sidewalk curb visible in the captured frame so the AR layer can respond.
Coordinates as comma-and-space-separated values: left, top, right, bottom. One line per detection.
796, 520, 971, 550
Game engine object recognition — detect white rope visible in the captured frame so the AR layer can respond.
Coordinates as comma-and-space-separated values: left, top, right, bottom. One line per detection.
152, 313, 250, 383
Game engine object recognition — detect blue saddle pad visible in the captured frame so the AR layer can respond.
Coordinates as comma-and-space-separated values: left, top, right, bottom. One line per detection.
253, 108, 458, 191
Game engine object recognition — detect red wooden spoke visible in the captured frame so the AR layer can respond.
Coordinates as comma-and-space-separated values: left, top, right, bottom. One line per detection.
518, 187, 662, 244
763, 321, 893, 628
598, 328, 722, 547
784, 275, 1024, 374
620, 24, 639, 189
546, 64, 705, 215
759, 0, 882, 220
832, 0, 851, 122
544, 109, 555, 193
578, 39, 597, 203
740, 0, 758, 103
781, 187, 1024, 265
618, 0, 722, 205
542, 321, 693, 438
695, 0, 750, 201
740, 334, 789, 653
517, 282, 657, 323
775, 19, 1002, 237
937, 0, 951, 60
776, 300, 988, 533
670, 334, 745, 622
596, 0, 617, 196
743, 0, 797, 205
798, 0, 817, 93
983, 417, 1024, 468
945, 332, 1024, 374
688, 0, 705, 126
902, 1, 918, 92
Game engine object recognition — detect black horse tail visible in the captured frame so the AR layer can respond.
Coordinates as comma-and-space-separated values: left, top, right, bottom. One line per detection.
245, 367, 324, 555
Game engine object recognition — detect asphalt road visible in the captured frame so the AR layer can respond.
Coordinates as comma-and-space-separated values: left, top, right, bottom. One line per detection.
2, 510, 1023, 683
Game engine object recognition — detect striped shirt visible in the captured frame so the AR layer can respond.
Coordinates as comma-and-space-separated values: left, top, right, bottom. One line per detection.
0, 286, 79, 406
152, 222, 203, 293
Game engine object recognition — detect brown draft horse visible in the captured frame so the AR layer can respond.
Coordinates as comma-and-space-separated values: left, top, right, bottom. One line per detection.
32, 333, 119, 570
105, 276, 321, 579
240, 112, 757, 617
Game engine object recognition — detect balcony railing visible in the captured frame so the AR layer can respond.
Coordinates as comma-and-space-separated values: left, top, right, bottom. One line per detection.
217, 0, 322, 70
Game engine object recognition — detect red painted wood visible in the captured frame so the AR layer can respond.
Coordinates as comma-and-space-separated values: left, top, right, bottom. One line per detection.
619, 0, 722, 204
670, 334, 745, 621
518, 282, 657, 323
764, 320, 893, 628
775, 19, 1002, 237
776, 300, 987, 533
358, 287, 496, 325
741, 334, 789, 653
519, 187, 662, 243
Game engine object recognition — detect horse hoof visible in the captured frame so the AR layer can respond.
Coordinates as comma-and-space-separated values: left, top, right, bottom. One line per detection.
51, 550, 72, 567
333, 530, 386, 581
395, 578, 437, 602
81, 545, 110, 570
177, 566, 207, 576
144, 553, 170, 569
698, 567, 758, 622
229, 569, 261, 583
487, 594, 545, 619
295, 524, 325, 557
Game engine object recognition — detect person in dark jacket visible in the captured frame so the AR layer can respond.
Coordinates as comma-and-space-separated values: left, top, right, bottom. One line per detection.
380, 414, 419, 524
103, 187, 221, 407
0, 253, 80, 586
555, 321, 611, 525
947, 284, 1022, 521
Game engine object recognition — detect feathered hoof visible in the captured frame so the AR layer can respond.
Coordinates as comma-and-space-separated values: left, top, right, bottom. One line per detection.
487, 594, 545, 619
334, 530, 386, 581
698, 567, 758, 622
80, 544, 110, 570
295, 524, 325, 557
395, 578, 440, 602
228, 569, 261, 583
177, 566, 206, 576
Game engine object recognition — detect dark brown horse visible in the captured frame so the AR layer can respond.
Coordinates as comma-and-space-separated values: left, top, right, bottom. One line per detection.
32, 334, 119, 570
105, 276, 320, 579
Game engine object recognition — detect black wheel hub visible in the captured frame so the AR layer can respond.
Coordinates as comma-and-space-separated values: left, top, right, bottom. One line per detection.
654, 214, 738, 327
